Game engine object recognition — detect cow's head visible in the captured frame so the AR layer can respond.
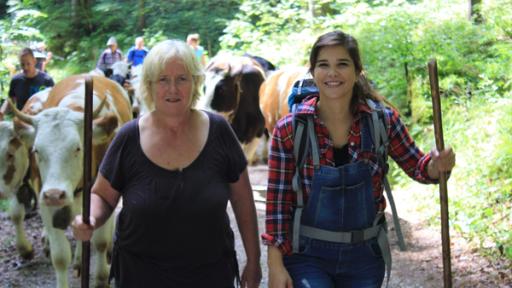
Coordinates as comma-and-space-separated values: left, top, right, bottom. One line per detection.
201, 55, 266, 144
0, 121, 30, 199
9, 98, 117, 207
200, 57, 245, 113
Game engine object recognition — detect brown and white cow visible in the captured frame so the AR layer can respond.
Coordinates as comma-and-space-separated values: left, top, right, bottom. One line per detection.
10, 74, 132, 288
251, 66, 311, 164
199, 53, 266, 163
259, 66, 309, 133
0, 120, 33, 258
0, 88, 52, 261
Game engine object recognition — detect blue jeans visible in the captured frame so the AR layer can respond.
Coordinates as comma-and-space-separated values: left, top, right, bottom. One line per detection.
284, 237, 385, 288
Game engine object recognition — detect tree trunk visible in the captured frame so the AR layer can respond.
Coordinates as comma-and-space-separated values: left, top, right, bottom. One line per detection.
137, 0, 145, 32
71, 0, 78, 20
468, 0, 483, 24
308, 0, 315, 22
404, 62, 412, 117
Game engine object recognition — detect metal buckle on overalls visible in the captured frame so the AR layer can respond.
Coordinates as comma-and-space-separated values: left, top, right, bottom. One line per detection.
351, 230, 364, 243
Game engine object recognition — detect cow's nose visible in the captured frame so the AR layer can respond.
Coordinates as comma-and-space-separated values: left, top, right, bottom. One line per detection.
43, 189, 66, 206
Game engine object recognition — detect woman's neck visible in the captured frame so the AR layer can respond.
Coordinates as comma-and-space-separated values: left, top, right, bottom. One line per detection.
150, 109, 195, 135
317, 96, 352, 124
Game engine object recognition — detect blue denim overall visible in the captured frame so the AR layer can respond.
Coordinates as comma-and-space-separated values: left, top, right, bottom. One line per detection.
285, 115, 390, 288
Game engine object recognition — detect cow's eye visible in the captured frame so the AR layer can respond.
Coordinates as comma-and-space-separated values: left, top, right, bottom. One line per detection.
7, 153, 14, 160
75, 147, 81, 153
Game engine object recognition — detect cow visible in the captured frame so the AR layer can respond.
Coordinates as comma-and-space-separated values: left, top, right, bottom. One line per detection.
9, 74, 132, 288
0, 87, 53, 260
0, 120, 34, 259
199, 53, 266, 163
243, 53, 277, 77
259, 66, 310, 133
252, 66, 311, 164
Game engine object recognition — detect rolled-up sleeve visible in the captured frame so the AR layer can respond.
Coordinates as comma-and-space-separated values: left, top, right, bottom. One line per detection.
387, 108, 437, 184
262, 117, 296, 255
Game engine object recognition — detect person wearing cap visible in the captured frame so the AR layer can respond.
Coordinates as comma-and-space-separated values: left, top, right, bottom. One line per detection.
186, 33, 207, 66
97, 36, 124, 76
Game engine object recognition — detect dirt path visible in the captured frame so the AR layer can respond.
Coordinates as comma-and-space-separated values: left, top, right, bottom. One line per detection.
236, 165, 511, 287
0, 164, 510, 287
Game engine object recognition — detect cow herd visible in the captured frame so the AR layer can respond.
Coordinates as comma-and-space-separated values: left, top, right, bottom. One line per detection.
0, 55, 311, 287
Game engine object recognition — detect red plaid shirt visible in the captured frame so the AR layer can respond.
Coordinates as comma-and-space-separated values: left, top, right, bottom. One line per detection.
262, 96, 437, 255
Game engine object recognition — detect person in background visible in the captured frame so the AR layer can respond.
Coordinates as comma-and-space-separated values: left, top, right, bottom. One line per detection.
126, 36, 149, 67
263, 30, 456, 287
0, 47, 54, 120
34, 42, 53, 72
97, 36, 124, 77
186, 33, 207, 66
72, 39, 262, 288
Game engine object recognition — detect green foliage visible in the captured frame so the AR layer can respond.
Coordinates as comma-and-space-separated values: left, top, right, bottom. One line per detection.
143, 0, 239, 55
221, 0, 315, 65
447, 98, 512, 259
219, 0, 512, 261
1, 0, 511, 262
0, 199, 7, 212
0, 0, 240, 76
481, 0, 512, 39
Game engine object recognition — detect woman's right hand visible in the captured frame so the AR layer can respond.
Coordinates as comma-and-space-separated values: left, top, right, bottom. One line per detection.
268, 246, 293, 288
71, 215, 96, 241
268, 263, 293, 288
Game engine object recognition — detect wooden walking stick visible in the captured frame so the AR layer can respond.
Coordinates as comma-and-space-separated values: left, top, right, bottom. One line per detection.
81, 76, 94, 288
428, 59, 452, 287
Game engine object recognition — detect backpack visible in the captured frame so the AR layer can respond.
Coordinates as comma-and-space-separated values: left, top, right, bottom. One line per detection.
288, 79, 406, 286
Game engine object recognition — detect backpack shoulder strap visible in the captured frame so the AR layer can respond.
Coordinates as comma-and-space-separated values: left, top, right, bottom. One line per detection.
290, 104, 319, 253
366, 99, 407, 252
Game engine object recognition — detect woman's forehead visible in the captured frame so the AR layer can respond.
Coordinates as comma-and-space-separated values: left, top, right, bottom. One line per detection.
161, 58, 189, 74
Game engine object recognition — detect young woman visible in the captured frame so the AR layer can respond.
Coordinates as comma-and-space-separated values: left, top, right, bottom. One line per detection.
264, 30, 456, 287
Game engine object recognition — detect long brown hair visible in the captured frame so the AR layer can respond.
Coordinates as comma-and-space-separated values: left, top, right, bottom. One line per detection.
309, 31, 389, 114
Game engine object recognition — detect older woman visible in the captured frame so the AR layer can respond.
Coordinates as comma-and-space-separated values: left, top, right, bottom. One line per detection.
73, 40, 261, 288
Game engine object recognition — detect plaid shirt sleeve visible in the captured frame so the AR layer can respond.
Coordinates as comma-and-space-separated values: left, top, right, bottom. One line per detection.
262, 115, 296, 255
386, 108, 437, 184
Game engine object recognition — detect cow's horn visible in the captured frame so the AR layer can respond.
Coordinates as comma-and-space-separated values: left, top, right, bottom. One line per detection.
92, 96, 107, 118
7, 98, 34, 125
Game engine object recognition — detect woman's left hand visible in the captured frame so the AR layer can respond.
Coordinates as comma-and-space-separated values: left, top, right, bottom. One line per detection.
241, 260, 262, 288
428, 146, 456, 179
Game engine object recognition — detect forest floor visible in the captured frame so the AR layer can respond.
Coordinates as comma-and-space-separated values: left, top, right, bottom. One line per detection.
0, 164, 510, 287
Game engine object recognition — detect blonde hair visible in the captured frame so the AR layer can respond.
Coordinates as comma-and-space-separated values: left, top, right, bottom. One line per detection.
140, 39, 204, 111
186, 33, 200, 43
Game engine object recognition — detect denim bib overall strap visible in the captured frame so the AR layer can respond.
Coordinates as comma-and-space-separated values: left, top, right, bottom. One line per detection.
291, 113, 392, 287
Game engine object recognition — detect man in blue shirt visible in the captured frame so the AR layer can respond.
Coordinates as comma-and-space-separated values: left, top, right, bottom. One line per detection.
126, 36, 148, 67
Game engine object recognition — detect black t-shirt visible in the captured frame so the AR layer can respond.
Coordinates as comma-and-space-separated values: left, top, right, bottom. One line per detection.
100, 111, 247, 287
8, 71, 54, 110
333, 144, 350, 167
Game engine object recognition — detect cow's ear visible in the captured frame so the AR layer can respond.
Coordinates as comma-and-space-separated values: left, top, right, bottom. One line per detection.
13, 120, 36, 148
92, 113, 118, 144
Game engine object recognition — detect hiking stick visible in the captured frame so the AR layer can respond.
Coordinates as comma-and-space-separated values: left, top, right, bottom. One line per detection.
81, 76, 93, 288
428, 59, 452, 288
